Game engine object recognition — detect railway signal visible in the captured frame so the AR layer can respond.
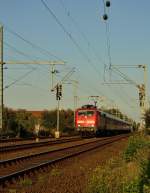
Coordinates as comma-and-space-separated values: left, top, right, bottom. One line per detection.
106, 1, 111, 7
56, 84, 62, 100
138, 84, 145, 107
51, 68, 75, 139
102, 0, 111, 21
103, 14, 108, 21
55, 84, 63, 138
0, 25, 66, 133
105, 64, 148, 131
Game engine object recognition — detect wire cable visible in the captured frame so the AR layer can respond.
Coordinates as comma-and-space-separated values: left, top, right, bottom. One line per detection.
41, 0, 101, 76
59, 0, 106, 67
4, 68, 37, 90
0, 21, 65, 62
4, 42, 53, 89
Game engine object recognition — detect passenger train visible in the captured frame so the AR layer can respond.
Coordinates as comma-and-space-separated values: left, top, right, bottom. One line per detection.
75, 105, 131, 137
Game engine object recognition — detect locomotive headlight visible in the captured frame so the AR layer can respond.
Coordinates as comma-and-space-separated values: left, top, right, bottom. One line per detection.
87, 121, 95, 124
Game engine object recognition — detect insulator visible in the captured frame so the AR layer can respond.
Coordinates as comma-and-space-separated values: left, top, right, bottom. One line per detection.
106, 1, 111, 7
103, 14, 108, 20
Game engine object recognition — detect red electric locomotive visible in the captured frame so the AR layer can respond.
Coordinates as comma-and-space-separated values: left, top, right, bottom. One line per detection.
75, 104, 131, 137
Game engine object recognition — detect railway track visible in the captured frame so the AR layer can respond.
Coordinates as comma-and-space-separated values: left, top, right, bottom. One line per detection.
0, 135, 79, 144
0, 136, 81, 153
0, 136, 45, 143
0, 134, 129, 186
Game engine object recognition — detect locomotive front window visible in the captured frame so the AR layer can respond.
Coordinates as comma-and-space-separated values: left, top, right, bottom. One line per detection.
78, 111, 86, 116
87, 111, 94, 116
78, 111, 95, 116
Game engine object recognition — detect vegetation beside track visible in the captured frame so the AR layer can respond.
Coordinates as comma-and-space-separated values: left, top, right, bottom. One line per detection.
1, 107, 149, 139
87, 134, 150, 193
1, 107, 76, 138
145, 109, 150, 134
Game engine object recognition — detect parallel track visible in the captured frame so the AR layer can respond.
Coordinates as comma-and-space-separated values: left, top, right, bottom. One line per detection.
0, 135, 79, 143
0, 136, 81, 153
0, 134, 129, 186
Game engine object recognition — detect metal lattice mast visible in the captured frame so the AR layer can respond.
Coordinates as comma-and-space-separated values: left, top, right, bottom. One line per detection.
138, 65, 148, 130
106, 64, 148, 131
0, 26, 65, 134
72, 80, 78, 127
0, 26, 3, 132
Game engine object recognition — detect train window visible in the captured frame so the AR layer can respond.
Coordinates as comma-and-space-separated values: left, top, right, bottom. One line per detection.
78, 111, 94, 116
87, 111, 94, 116
78, 111, 86, 116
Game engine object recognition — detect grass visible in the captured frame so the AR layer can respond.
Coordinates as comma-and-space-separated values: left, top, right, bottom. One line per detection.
86, 134, 150, 193
9, 189, 17, 193
123, 134, 150, 161
38, 174, 48, 183
50, 168, 61, 177
19, 178, 32, 186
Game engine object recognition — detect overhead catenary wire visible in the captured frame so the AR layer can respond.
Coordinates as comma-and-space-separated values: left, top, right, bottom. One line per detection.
4, 42, 51, 70
2, 13, 102, 97
0, 21, 65, 62
4, 68, 37, 90
102, 0, 112, 70
41, 0, 116, 109
112, 66, 138, 86
4, 42, 57, 89
103, 56, 139, 115
104, 65, 138, 103
4, 42, 41, 69
0, 21, 68, 89
6, 75, 50, 93
41, 0, 101, 76
59, 0, 106, 67
101, 2, 139, 87
57, 1, 139, 120
48, 0, 136, 117
105, 22, 112, 69
1, 3, 138, 119
100, 1, 139, 117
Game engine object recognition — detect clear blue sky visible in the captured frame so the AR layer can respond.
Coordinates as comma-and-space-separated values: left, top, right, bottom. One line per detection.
0, 0, 150, 122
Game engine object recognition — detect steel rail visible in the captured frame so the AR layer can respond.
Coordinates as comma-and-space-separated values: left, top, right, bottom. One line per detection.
0, 134, 129, 185
0, 135, 79, 143
0, 136, 81, 153
0, 137, 109, 165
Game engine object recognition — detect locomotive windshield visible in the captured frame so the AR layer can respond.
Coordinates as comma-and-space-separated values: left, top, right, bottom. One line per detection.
78, 111, 95, 116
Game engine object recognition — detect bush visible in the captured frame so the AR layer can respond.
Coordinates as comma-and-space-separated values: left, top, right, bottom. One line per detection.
87, 134, 150, 193
38, 129, 51, 137
87, 158, 140, 193
19, 127, 35, 138
135, 148, 150, 193
123, 134, 150, 161
19, 178, 32, 186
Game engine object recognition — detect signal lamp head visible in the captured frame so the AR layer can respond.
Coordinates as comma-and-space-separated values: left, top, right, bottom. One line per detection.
106, 1, 111, 7
103, 14, 108, 20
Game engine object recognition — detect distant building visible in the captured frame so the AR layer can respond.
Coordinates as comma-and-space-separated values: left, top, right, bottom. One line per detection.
27, 111, 43, 119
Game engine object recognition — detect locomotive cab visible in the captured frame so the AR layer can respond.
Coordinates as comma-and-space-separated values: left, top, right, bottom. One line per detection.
75, 106, 97, 137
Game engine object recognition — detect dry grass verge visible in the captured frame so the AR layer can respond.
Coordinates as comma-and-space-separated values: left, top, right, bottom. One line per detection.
87, 134, 150, 193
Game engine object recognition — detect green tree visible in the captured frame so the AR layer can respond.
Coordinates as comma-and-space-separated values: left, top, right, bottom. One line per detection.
2, 107, 18, 137
15, 109, 36, 137
145, 109, 150, 128
41, 110, 57, 131
2, 108, 36, 138
59, 109, 74, 133
40, 109, 75, 135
